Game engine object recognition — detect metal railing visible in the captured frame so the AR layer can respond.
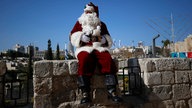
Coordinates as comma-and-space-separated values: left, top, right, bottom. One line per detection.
0, 71, 30, 107
121, 58, 142, 96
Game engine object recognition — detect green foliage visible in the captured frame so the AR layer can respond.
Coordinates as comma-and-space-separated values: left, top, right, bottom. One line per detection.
56, 44, 60, 60
161, 39, 171, 47
45, 39, 53, 60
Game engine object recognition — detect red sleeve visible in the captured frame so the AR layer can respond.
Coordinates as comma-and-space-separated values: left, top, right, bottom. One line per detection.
70, 21, 82, 35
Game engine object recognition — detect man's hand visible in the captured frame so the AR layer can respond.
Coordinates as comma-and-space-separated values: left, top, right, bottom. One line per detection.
81, 35, 90, 43
92, 26, 101, 36
84, 30, 93, 36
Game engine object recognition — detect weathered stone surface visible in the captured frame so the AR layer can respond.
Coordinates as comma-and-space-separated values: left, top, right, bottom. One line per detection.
33, 77, 52, 94
175, 71, 190, 83
68, 60, 78, 75
34, 94, 52, 108
34, 60, 53, 77
188, 98, 192, 108
138, 58, 147, 73
144, 72, 161, 86
158, 100, 174, 108
173, 84, 190, 100
175, 100, 187, 108
51, 75, 78, 106
188, 70, 192, 83
162, 71, 174, 84
144, 59, 156, 72
32, 59, 192, 108
174, 59, 191, 70
0, 61, 6, 75
53, 61, 69, 76
154, 58, 175, 71
152, 85, 172, 100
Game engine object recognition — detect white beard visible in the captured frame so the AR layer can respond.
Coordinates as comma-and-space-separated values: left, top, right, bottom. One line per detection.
78, 12, 101, 32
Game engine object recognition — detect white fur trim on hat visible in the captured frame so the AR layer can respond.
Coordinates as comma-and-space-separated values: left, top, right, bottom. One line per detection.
84, 4, 95, 12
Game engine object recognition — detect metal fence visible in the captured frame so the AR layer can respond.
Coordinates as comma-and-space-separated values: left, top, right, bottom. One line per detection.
0, 71, 30, 107
121, 58, 142, 96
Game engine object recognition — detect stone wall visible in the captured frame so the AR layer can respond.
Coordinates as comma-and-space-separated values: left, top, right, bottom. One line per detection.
138, 58, 192, 108
33, 58, 192, 108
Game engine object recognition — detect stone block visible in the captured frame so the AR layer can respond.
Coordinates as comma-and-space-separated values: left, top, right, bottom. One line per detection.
189, 70, 192, 83
33, 94, 52, 108
33, 77, 52, 95
68, 60, 78, 75
175, 100, 187, 108
152, 85, 172, 100
173, 84, 190, 100
162, 71, 174, 84
188, 98, 192, 108
34, 60, 53, 77
144, 72, 161, 86
154, 58, 175, 71
144, 59, 156, 72
138, 58, 147, 73
174, 59, 191, 70
175, 71, 190, 83
51, 75, 78, 106
53, 61, 69, 76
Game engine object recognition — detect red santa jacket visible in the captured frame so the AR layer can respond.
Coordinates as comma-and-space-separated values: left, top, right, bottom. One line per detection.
70, 21, 113, 57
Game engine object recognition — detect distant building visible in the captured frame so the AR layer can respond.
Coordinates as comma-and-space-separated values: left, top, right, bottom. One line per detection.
34, 50, 46, 59
172, 34, 192, 52
26, 44, 39, 56
14, 44, 25, 53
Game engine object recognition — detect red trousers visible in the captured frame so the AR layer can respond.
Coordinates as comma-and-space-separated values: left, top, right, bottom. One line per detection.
77, 50, 117, 76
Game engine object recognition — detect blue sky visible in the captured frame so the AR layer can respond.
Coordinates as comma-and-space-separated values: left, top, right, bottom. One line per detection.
0, 0, 192, 51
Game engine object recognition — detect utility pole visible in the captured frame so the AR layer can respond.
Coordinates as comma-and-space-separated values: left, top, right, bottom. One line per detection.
152, 34, 160, 57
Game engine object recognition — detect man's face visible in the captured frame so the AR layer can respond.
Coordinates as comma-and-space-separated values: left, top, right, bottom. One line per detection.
85, 10, 93, 14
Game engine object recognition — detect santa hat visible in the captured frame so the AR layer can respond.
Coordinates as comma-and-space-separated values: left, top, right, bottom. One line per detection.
84, 2, 99, 16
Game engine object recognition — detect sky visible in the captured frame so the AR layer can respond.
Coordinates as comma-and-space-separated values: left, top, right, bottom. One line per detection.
0, 0, 192, 51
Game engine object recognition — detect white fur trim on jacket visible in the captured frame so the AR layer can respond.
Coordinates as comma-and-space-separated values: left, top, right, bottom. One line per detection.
74, 44, 110, 58
71, 31, 83, 47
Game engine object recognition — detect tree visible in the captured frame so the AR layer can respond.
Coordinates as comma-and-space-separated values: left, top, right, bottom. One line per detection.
162, 39, 171, 47
28, 46, 33, 78
161, 39, 171, 57
45, 39, 53, 60
56, 44, 60, 60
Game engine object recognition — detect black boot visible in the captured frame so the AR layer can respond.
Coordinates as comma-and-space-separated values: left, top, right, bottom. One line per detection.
78, 76, 91, 104
105, 74, 122, 102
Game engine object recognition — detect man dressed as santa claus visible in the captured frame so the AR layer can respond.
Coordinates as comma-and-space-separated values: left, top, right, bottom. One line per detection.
70, 2, 121, 104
